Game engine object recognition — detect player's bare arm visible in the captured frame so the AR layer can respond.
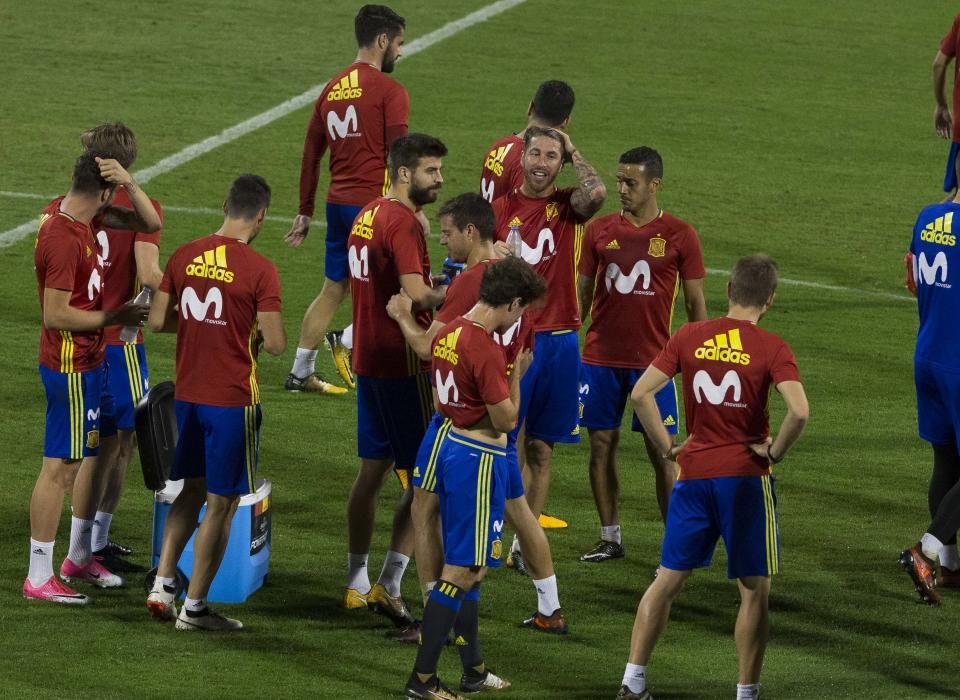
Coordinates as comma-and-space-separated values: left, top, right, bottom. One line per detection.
631, 366, 677, 457
386, 290, 443, 360
577, 273, 596, 323
681, 277, 708, 322
556, 131, 606, 218
95, 158, 162, 232
934, 49, 953, 139
43, 287, 148, 332
257, 310, 287, 355
134, 241, 163, 290
147, 289, 178, 333
748, 380, 809, 464
399, 272, 446, 311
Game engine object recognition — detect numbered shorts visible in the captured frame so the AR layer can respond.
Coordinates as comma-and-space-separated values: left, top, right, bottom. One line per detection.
425, 430, 508, 569
660, 475, 781, 579
415, 412, 524, 500
915, 359, 960, 449
39, 364, 103, 459
100, 343, 149, 436
519, 330, 581, 443
172, 400, 260, 496
945, 141, 960, 193
356, 373, 432, 470
325, 202, 363, 282
579, 363, 679, 435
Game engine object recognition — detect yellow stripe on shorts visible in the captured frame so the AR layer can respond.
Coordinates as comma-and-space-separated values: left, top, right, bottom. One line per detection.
761, 475, 779, 575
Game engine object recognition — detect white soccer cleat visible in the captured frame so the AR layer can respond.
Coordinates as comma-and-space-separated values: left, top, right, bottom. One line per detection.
175, 606, 244, 631
146, 580, 178, 621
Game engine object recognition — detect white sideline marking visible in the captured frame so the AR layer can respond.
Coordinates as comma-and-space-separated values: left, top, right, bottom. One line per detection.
0, 0, 527, 249
705, 267, 913, 303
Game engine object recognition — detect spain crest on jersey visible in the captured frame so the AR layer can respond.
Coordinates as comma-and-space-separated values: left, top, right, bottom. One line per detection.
545, 202, 558, 222
648, 236, 666, 258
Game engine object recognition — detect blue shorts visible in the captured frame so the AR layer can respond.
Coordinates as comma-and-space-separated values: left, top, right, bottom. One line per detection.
915, 359, 960, 449
579, 363, 679, 434
431, 430, 508, 568
356, 373, 432, 470
172, 400, 260, 496
520, 330, 581, 443
39, 364, 103, 459
101, 343, 149, 436
661, 476, 780, 579
945, 141, 960, 193
415, 412, 524, 500
325, 202, 363, 283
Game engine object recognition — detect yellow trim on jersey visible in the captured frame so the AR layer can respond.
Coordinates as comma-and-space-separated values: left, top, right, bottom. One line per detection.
573, 223, 584, 315
474, 452, 493, 566
761, 475, 779, 575
415, 372, 432, 429
60, 331, 75, 374
247, 325, 260, 405
382, 167, 391, 196
421, 418, 452, 492
668, 273, 680, 331
68, 372, 83, 459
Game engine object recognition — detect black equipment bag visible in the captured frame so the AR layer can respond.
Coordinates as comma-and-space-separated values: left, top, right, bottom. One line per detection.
134, 381, 177, 491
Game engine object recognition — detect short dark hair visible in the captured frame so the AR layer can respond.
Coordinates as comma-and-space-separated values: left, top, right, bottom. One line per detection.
388, 133, 447, 180
355, 4, 405, 46
619, 146, 663, 179
729, 255, 779, 308
81, 123, 138, 169
71, 152, 113, 195
530, 80, 575, 127
225, 174, 272, 220
479, 256, 547, 307
523, 126, 564, 153
437, 193, 495, 241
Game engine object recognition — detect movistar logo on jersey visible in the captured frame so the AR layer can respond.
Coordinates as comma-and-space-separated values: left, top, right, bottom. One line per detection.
351, 205, 380, 240
433, 327, 462, 365
484, 143, 515, 177
520, 228, 556, 265
186, 244, 234, 283
693, 369, 744, 407
181, 286, 226, 325
435, 369, 460, 405
605, 260, 652, 294
921, 212, 957, 246
326, 69, 362, 101
694, 329, 751, 365
915, 251, 950, 288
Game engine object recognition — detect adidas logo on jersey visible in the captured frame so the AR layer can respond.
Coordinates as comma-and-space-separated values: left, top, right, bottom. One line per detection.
484, 143, 515, 177
433, 326, 462, 365
605, 239, 620, 249
351, 205, 380, 240
185, 244, 234, 283
663, 415, 675, 427
326, 69, 362, 101
694, 329, 751, 365
921, 212, 957, 246
509, 216, 523, 228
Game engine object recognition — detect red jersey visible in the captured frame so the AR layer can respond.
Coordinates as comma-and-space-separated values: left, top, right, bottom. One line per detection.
941, 15, 960, 143
480, 134, 523, 203
436, 259, 533, 371
299, 62, 409, 213
89, 188, 163, 345
349, 197, 432, 377
493, 187, 587, 332
159, 235, 281, 407
35, 203, 104, 373
651, 317, 801, 480
580, 211, 705, 368
431, 317, 510, 429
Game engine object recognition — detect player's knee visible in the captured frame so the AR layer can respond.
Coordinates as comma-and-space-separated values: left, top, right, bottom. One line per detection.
205, 493, 240, 517
525, 440, 553, 471
50, 458, 82, 489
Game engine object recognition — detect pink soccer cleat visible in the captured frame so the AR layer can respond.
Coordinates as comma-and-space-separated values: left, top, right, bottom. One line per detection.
60, 557, 124, 588
22, 576, 90, 605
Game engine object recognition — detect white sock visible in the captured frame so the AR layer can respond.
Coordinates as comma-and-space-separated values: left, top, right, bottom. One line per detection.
533, 574, 561, 616
621, 663, 646, 694
92, 511, 113, 552
511, 533, 521, 554
156, 575, 176, 590
341, 324, 353, 350
377, 550, 410, 597
28, 539, 55, 587
67, 516, 94, 565
347, 552, 371, 593
736, 683, 760, 699
940, 544, 960, 570
921, 532, 944, 561
185, 597, 206, 613
601, 524, 622, 544
291, 347, 318, 379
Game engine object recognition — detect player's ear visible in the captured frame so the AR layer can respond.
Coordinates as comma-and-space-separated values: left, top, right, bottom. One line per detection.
256, 207, 267, 226
222, 200, 228, 216
527, 102, 534, 118
377, 32, 389, 51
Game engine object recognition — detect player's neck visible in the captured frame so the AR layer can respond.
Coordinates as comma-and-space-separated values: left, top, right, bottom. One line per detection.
622, 201, 660, 228
466, 242, 496, 268
354, 48, 382, 71
726, 305, 761, 324
215, 221, 253, 244
385, 186, 417, 212
519, 181, 556, 199
60, 192, 100, 225
464, 304, 499, 335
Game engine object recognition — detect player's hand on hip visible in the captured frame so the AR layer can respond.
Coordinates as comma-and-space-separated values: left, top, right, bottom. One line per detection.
284, 215, 311, 247
666, 436, 690, 461
386, 289, 413, 320
513, 348, 534, 380
95, 157, 134, 188
493, 240, 513, 259
748, 437, 774, 463
935, 106, 952, 140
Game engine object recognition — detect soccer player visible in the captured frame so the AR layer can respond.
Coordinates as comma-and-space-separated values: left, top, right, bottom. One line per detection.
284, 4, 409, 395
24, 152, 151, 604
898, 175, 960, 605
403, 257, 546, 700
578, 147, 707, 563
934, 13, 960, 194
145, 175, 284, 630
343, 133, 447, 624
80, 123, 164, 570
492, 126, 606, 569
615, 255, 808, 700
479, 80, 575, 203
388, 192, 567, 642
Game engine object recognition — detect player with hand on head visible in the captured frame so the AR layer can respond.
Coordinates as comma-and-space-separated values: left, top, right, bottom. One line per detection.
23, 152, 151, 605
284, 4, 409, 395
934, 12, 960, 195
403, 257, 546, 700
578, 147, 707, 563
616, 255, 808, 700
145, 175, 285, 631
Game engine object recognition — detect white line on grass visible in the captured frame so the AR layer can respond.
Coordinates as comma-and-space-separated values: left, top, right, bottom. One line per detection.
0, 0, 527, 249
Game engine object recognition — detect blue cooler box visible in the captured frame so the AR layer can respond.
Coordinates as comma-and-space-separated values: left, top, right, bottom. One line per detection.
151, 478, 272, 603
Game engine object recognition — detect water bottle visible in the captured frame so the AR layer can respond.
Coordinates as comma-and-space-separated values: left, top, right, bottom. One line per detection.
119, 287, 152, 343
506, 223, 523, 258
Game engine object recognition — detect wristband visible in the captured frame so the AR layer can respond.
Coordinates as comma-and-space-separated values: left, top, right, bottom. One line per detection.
767, 443, 783, 464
